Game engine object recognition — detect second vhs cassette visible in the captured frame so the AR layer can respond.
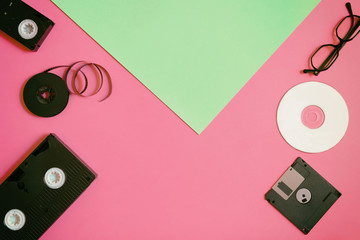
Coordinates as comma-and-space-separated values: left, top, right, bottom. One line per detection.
0, 134, 96, 240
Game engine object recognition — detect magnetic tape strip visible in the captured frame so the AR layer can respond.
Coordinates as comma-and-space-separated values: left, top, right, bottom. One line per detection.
23, 61, 112, 117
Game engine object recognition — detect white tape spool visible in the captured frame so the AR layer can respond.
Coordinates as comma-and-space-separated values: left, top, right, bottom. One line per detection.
44, 167, 66, 189
18, 19, 38, 39
4, 209, 26, 231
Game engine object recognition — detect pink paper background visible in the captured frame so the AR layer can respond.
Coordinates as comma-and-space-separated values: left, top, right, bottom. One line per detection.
1, 0, 359, 239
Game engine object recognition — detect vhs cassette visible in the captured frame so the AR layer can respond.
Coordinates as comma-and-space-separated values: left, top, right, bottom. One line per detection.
0, 0, 54, 51
265, 157, 341, 234
0, 134, 96, 240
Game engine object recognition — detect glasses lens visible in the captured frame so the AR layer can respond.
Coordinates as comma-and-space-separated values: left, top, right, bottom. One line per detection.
337, 16, 360, 40
311, 45, 338, 70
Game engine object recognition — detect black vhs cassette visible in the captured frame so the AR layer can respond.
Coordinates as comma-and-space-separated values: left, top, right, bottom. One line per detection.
0, 0, 54, 51
265, 157, 341, 234
0, 134, 96, 240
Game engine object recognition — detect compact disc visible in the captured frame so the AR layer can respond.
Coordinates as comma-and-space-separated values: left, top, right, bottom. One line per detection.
277, 82, 349, 153
23, 73, 69, 117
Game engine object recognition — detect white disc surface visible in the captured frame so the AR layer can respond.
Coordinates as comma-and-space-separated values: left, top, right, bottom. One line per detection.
277, 82, 349, 153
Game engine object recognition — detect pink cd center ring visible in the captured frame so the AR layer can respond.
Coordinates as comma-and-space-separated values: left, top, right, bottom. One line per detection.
301, 105, 325, 129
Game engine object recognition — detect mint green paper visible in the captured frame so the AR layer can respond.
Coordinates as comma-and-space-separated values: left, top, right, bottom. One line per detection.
53, 0, 319, 133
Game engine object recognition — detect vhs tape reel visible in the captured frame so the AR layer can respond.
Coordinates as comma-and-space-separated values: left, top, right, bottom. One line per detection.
0, 134, 96, 240
0, 0, 54, 51
265, 157, 341, 234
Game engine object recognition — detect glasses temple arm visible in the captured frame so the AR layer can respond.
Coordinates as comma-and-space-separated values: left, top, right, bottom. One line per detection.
346, 2, 353, 16
303, 69, 319, 76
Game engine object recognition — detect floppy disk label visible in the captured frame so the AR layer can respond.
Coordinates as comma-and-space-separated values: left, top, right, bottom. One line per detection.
272, 167, 304, 200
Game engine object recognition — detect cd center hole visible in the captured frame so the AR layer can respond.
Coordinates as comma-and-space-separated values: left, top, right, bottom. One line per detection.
301, 105, 325, 129
307, 112, 318, 122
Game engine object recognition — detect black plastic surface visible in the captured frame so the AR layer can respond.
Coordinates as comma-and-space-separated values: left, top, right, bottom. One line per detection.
0, 134, 96, 240
23, 73, 69, 117
265, 157, 341, 235
0, 0, 54, 51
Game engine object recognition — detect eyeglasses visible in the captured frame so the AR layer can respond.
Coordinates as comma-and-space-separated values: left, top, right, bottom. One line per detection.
303, 2, 360, 76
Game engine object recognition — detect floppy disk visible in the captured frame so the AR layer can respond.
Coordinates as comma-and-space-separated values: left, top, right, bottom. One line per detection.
265, 157, 341, 234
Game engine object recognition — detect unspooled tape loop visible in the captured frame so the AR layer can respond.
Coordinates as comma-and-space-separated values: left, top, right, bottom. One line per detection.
74, 63, 112, 101
44, 61, 112, 101
71, 62, 103, 98
44, 65, 89, 94
64, 61, 89, 95
92, 63, 112, 101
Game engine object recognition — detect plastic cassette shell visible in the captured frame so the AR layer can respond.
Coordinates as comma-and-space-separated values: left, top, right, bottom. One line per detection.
0, 134, 96, 240
265, 157, 341, 234
0, 0, 54, 51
